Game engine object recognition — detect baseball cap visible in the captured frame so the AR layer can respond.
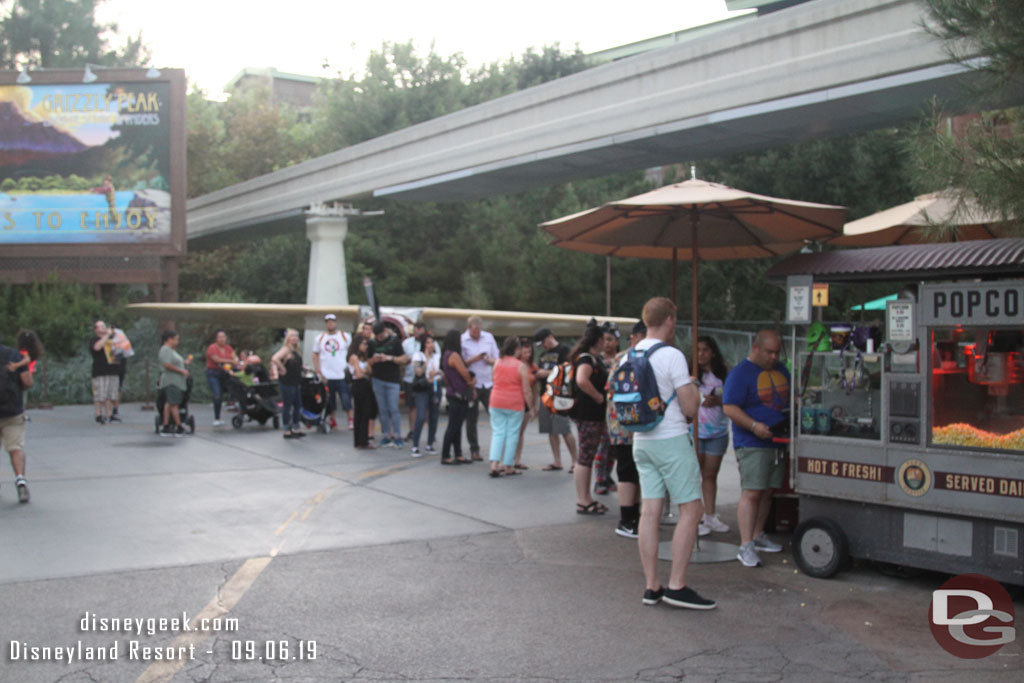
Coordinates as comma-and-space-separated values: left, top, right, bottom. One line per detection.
324, 313, 337, 321
533, 327, 553, 344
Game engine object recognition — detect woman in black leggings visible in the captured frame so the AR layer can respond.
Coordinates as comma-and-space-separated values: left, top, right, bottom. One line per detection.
440, 330, 475, 465
348, 337, 377, 448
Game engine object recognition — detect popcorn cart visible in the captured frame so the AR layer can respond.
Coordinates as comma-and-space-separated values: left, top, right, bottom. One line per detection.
771, 239, 1024, 585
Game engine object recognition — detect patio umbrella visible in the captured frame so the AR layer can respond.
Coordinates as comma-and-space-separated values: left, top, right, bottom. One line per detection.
540, 177, 847, 369
832, 190, 1014, 247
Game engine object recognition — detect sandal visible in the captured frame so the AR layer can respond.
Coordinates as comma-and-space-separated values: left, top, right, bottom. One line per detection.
489, 470, 503, 478
514, 464, 529, 470
503, 469, 522, 476
441, 458, 456, 465
542, 464, 563, 471
576, 501, 608, 515
454, 457, 471, 464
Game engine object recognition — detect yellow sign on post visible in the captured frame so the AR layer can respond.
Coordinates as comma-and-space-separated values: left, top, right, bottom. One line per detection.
812, 282, 829, 307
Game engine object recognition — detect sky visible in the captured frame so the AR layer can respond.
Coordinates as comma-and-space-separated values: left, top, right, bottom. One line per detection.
96, 0, 748, 98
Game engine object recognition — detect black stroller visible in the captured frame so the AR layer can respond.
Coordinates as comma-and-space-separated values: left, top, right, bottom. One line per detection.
300, 371, 331, 433
223, 364, 280, 429
154, 376, 196, 435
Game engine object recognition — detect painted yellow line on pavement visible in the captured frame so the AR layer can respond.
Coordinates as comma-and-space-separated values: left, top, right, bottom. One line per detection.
137, 482, 337, 682
274, 510, 298, 536
136, 556, 272, 683
360, 462, 412, 478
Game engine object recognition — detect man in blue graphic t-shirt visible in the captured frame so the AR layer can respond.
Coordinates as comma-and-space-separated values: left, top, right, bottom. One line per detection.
723, 329, 790, 569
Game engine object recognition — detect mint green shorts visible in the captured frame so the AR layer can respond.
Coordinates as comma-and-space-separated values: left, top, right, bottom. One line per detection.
632, 434, 701, 504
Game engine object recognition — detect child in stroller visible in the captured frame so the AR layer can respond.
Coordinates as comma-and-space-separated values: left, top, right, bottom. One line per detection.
300, 371, 331, 433
223, 355, 280, 429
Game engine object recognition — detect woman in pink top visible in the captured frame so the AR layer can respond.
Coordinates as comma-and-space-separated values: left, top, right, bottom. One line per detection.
488, 336, 536, 477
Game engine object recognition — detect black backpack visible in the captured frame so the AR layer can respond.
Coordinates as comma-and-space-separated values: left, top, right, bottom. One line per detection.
0, 347, 22, 415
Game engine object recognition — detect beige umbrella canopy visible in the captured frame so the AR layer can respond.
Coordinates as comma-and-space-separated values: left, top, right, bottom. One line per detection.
832, 190, 1014, 247
540, 177, 847, 382
542, 178, 848, 261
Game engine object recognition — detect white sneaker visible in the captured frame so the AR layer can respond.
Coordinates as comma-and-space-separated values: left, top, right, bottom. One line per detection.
737, 541, 762, 567
703, 513, 730, 533
697, 522, 711, 536
754, 532, 783, 553
213, 419, 224, 427
411, 447, 423, 458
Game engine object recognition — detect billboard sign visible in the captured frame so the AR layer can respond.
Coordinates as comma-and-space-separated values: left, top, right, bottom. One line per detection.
0, 69, 185, 257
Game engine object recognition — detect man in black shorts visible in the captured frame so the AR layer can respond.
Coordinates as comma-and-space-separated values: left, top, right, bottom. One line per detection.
534, 328, 578, 471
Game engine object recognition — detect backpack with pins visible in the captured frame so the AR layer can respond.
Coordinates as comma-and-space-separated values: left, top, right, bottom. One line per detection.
611, 342, 674, 432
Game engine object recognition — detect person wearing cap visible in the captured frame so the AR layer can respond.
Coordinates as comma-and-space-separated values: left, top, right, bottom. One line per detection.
367, 321, 409, 448
534, 327, 578, 472
460, 316, 499, 461
313, 313, 353, 431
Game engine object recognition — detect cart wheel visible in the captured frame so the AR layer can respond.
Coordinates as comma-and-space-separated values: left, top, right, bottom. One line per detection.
272, 416, 280, 430
793, 517, 848, 579
188, 416, 196, 434
231, 414, 244, 429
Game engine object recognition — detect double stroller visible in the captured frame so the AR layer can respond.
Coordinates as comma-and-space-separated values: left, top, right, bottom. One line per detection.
222, 362, 281, 429
154, 376, 197, 435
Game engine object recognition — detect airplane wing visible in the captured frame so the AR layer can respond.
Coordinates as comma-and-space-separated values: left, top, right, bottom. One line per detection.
126, 302, 639, 339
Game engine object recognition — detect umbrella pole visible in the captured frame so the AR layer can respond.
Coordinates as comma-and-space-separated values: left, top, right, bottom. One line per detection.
671, 248, 678, 305
691, 212, 700, 444
606, 256, 612, 317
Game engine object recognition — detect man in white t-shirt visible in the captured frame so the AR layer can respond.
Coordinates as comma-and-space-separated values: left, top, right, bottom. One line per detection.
312, 314, 352, 430
630, 297, 716, 611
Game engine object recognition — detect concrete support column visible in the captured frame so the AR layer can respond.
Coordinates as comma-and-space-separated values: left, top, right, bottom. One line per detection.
303, 213, 350, 360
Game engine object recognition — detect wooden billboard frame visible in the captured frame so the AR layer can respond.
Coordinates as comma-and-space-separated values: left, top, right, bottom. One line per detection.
0, 67, 187, 261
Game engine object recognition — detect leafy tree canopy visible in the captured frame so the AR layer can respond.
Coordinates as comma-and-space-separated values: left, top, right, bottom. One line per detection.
908, 0, 1024, 233
0, 0, 148, 69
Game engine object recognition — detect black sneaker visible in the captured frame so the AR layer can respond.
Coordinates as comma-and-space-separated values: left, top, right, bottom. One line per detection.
615, 522, 639, 539
662, 586, 717, 610
174, 425, 185, 438
108, 414, 122, 423
16, 479, 29, 504
160, 425, 174, 437
96, 415, 106, 425
642, 587, 664, 606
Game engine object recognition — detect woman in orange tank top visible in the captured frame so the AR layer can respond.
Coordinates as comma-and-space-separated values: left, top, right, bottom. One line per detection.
487, 336, 536, 477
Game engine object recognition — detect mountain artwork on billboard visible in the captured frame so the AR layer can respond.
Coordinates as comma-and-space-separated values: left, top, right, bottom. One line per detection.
0, 82, 172, 245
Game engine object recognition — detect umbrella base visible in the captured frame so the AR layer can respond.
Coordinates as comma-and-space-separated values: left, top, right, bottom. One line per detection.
658, 539, 739, 564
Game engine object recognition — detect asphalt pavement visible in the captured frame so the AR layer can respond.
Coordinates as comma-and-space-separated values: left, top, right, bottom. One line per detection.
0, 403, 1019, 682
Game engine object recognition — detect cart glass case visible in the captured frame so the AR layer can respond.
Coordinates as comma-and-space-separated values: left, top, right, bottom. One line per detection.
930, 326, 1024, 453
799, 351, 882, 440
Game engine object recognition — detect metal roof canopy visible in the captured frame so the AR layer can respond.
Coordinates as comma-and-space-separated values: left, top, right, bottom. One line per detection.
767, 238, 1024, 284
